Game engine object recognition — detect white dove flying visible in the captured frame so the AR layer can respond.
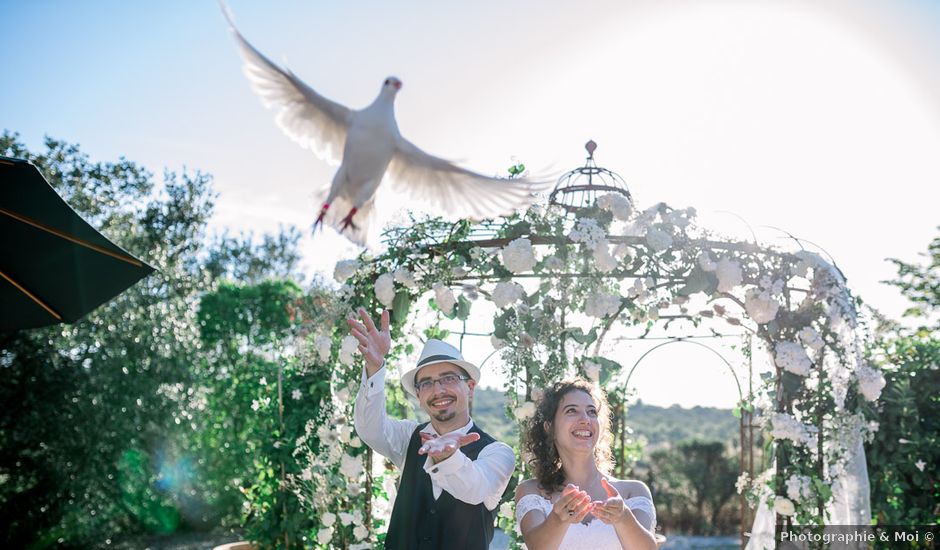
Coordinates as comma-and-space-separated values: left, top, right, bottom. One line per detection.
220, 4, 546, 247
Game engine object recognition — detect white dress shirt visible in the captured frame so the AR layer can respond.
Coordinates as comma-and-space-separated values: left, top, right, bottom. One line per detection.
353, 365, 515, 510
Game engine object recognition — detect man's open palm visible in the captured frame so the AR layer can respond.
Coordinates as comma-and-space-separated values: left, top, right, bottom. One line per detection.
346, 308, 391, 372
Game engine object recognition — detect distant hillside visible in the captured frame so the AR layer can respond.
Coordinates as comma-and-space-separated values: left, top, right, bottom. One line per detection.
470, 388, 740, 451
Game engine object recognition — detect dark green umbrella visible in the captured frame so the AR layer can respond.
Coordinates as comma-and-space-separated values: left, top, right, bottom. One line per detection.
0, 155, 155, 331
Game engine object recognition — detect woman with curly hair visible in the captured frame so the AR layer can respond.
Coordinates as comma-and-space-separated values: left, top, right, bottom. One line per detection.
514, 378, 658, 549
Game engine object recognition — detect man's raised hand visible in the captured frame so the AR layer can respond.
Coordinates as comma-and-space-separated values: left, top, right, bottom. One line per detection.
346, 308, 391, 374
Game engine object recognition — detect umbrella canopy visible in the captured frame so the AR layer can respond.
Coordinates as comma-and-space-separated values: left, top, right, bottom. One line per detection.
0, 155, 155, 331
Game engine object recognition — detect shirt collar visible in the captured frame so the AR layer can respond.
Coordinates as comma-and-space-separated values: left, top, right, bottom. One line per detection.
421, 417, 474, 436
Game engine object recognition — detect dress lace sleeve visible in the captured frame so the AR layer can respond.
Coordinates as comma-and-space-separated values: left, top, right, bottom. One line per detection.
516, 493, 552, 525
624, 496, 657, 529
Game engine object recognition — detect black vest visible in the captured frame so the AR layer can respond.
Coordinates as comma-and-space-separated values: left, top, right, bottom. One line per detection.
384, 422, 498, 550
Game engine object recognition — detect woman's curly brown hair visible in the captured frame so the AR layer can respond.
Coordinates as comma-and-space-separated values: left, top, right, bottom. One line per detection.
524, 378, 614, 494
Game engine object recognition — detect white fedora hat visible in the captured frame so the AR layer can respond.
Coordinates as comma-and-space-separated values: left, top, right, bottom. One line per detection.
400, 339, 481, 397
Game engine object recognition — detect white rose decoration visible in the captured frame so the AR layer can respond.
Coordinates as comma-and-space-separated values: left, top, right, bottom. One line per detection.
314, 335, 332, 362
716, 258, 743, 293
490, 334, 507, 350
597, 193, 632, 220
321, 511, 337, 528
317, 527, 334, 545
584, 292, 621, 319
775, 341, 812, 376
375, 273, 396, 308
593, 245, 619, 273
339, 334, 359, 366
432, 282, 457, 315
773, 496, 796, 516
798, 327, 825, 351
492, 281, 524, 309
514, 401, 536, 420
501, 238, 537, 273
393, 266, 417, 288
340, 453, 364, 480
744, 288, 780, 324
353, 525, 369, 540
583, 360, 601, 382
333, 259, 360, 283
645, 227, 673, 252
856, 364, 886, 401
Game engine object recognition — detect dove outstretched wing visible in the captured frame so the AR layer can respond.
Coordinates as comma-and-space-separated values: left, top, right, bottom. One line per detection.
222, 5, 351, 166
386, 138, 547, 221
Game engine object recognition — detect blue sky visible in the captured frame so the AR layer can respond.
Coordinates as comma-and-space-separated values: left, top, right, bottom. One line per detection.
4, 0, 940, 407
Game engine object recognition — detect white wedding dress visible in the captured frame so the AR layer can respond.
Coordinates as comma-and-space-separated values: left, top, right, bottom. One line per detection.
515, 494, 657, 550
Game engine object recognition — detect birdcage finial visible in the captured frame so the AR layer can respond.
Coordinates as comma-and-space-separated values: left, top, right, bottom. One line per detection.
585, 140, 597, 159
547, 140, 633, 214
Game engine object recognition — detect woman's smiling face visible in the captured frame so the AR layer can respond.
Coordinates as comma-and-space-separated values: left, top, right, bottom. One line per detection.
550, 389, 599, 452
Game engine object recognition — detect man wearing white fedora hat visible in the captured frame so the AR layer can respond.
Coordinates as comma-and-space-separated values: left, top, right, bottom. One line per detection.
349, 308, 515, 550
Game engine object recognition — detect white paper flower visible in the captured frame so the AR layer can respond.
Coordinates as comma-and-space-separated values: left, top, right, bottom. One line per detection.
375, 273, 396, 308
492, 281, 524, 309
569, 218, 607, 249
773, 496, 796, 516
645, 227, 673, 252
716, 259, 743, 293
915, 459, 926, 472
593, 245, 619, 273
349, 436, 362, 448
583, 360, 601, 382
291, 389, 302, 401
770, 413, 818, 447
745, 288, 780, 324
320, 512, 337, 528
490, 334, 507, 350
584, 292, 621, 319
501, 238, 537, 273
340, 453, 364, 480
393, 267, 417, 288
339, 335, 359, 366
698, 251, 717, 272
259, 377, 267, 386
334, 259, 360, 283
317, 527, 334, 545
353, 525, 369, 540
432, 282, 456, 315
735, 472, 750, 495
613, 243, 634, 262
314, 335, 332, 362
856, 364, 886, 401
798, 327, 825, 351
339, 511, 355, 526
514, 401, 536, 420
775, 342, 812, 376
499, 501, 514, 518
785, 475, 812, 501
597, 193, 632, 220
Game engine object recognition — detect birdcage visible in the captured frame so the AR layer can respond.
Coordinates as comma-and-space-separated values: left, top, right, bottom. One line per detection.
548, 140, 632, 214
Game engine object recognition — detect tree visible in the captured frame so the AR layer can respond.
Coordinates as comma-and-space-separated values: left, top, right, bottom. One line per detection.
0, 132, 303, 547
865, 229, 940, 526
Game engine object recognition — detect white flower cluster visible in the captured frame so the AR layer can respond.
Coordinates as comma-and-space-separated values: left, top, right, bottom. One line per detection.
716, 258, 743, 293
334, 259, 360, 283
339, 334, 359, 366
340, 452, 365, 480
735, 472, 750, 495
744, 288, 780, 324
774, 496, 796, 516
644, 227, 673, 252
394, 267, 417, 288
570, 218, 619, 273
501, 238, 537, 273
433, 282, 456, 315
775, 341, 812, 376
490, 334, 507, 350
514, 401, 536, 420
375, 273, 395, 308
856, 364, 886, 401
785, 474, 813, 502
770, 412, 818, 447
314, 334, 332, 362
492, 281, 524, 309
597, 193, 632, 220
584, 292, 621, 318
582, 360, 601, 382
798, 327, 825, 351
568, 218, 607, 249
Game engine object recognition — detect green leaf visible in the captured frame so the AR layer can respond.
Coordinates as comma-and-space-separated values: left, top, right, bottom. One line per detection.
455, 295, 471, 321
567, 327, 598, 345
677, 268, 719, 297
391, 291, 411, 325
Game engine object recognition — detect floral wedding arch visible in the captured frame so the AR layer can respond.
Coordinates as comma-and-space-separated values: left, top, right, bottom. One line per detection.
288, 143, 883, 549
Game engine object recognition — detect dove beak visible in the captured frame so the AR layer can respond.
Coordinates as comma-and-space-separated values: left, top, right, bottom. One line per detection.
394, 81, 402, 90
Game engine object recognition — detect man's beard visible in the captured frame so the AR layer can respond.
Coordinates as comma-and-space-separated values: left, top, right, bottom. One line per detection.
432, 410, 456, 422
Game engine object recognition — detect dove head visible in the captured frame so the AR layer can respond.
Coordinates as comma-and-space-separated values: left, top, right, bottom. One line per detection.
382, 76, 403, 95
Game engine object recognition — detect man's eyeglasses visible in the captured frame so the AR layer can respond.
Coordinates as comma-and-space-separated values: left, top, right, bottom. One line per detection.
415, 373, 470, 394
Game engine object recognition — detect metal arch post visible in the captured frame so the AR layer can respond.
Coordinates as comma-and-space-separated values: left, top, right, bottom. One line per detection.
623, 338, 744, 403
